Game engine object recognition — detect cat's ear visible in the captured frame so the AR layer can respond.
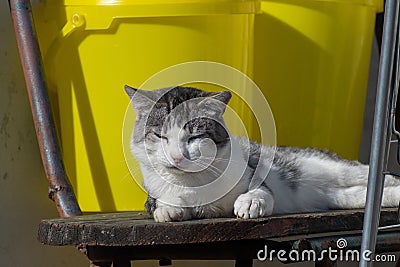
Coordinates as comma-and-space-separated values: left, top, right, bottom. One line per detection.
210, 91, 232, 105
200, 91, 232, 116
124, 85, 138, 99
124, 85, 155, 115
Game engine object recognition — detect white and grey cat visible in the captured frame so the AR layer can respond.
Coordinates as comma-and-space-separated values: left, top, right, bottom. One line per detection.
125, 85, 400, 222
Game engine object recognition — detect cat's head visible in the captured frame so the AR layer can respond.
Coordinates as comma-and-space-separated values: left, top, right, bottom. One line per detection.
125, 85, 232, 176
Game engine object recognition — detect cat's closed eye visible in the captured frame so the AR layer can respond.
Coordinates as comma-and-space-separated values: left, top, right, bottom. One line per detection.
187, 134, 207, 144
150, 131, 168, 142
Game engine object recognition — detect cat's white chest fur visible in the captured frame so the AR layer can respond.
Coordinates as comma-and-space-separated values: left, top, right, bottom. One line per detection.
141, 137, 251, 217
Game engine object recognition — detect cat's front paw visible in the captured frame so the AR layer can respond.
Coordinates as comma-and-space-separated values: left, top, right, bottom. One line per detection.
153, 206, 187, 222
234, 191, 273, 219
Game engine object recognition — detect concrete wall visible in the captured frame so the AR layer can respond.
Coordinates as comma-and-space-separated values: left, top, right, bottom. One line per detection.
0, 1, 89, 266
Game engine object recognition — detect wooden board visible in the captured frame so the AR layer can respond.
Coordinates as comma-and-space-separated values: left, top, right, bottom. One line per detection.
38, 208, 398, 247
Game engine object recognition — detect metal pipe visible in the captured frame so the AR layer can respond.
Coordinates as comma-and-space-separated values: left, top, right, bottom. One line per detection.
9, 0, 81, 217
360, 0, 400, 266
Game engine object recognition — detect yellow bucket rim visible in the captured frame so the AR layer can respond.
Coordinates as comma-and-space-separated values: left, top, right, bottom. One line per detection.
261, 0, 383, 12
63, 0, 261, 16
66, 0, 258, 4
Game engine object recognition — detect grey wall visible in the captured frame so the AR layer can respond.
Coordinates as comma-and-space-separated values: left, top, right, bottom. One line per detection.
0, 1, 88, 266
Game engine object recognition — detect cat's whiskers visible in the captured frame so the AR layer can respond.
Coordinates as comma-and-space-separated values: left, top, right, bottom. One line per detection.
194, 165, 222, 178
199, 156, 243, 165
191, 160, 225, 177
118, 165, 145, 183
119, 171, 134, 183
122, 156, 138, 163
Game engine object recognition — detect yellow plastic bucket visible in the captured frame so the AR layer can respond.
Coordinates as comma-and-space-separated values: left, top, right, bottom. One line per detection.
254, 0, 383, 160
32, 0, 260, 212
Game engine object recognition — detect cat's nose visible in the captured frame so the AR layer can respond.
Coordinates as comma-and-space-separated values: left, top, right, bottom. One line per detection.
171, 154, 184, 164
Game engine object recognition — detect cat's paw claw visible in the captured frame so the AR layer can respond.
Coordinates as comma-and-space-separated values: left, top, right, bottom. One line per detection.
153, 206, 185, 222
234, 193, 269, 219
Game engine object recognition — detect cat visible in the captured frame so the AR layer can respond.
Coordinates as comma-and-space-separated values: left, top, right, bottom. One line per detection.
124, 85, 400, 222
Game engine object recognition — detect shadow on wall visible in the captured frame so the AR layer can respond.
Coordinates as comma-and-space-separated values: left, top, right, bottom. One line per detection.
254, 0, 376, 161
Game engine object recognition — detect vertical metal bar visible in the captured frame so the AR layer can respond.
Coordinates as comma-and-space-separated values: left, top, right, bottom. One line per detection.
360, 1, 400, 266
9, 0, 81, 217
389, 2, 400, 225
389, 3, 400, 166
